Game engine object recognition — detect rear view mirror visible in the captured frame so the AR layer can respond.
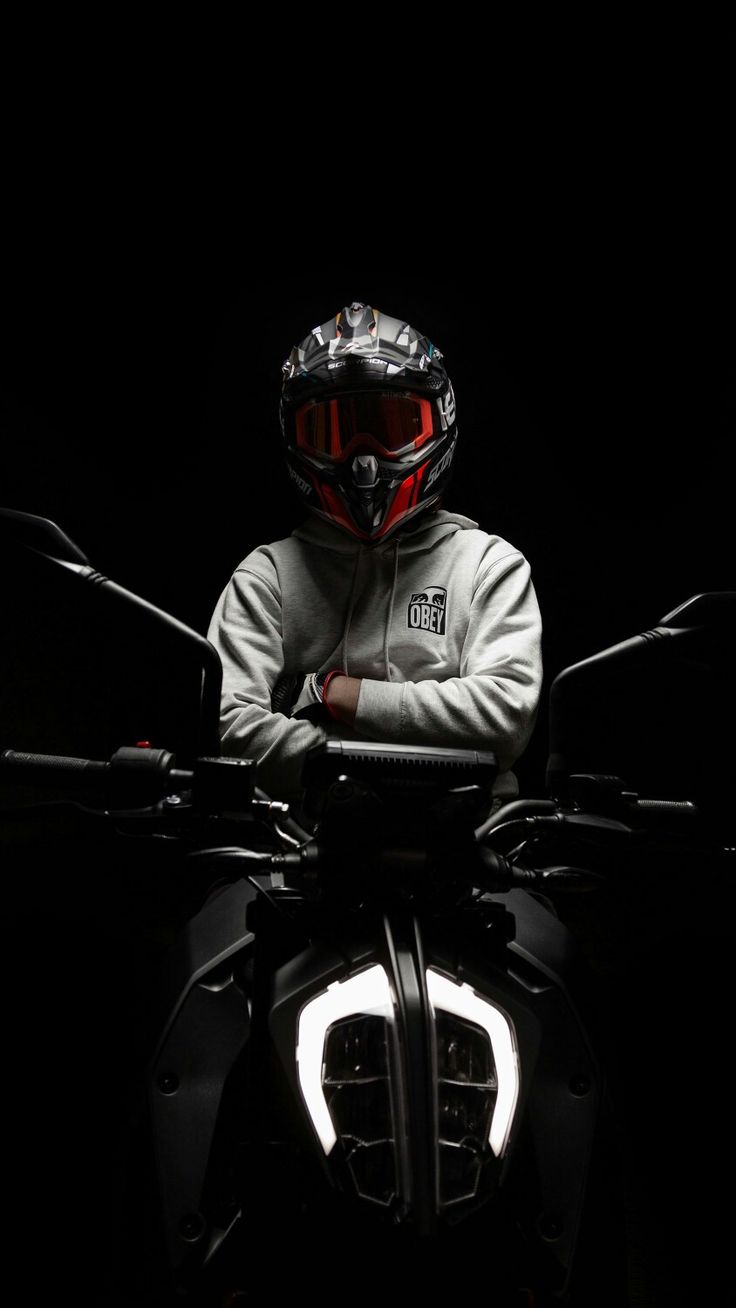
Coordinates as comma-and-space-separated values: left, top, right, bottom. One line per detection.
0, 507, 92, 566
0, 507, 222, 777
546, 591, 736, 812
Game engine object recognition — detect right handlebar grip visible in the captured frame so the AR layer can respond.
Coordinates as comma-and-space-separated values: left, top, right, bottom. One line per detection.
0, 749, 108, 787
635, 798, 699, 817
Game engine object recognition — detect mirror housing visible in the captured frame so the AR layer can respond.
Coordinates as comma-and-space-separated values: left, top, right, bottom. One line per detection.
0, 507, 91, 566
0, 507, 222, 765
546, 592, 736, 810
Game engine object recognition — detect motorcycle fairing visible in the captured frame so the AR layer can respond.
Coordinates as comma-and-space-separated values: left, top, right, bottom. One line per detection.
267, 893, 599, 1293
147, 878, 257, 1283
147, 882, 599, 1299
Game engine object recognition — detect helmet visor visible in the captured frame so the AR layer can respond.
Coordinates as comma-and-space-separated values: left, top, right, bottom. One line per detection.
295, 393, 435, 462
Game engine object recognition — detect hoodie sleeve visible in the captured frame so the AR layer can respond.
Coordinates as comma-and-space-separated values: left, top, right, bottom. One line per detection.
207, 559, 327, 798
353, 550, 542, 773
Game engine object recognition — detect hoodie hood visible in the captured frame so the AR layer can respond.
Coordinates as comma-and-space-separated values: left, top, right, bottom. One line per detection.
292, 508, 479, 557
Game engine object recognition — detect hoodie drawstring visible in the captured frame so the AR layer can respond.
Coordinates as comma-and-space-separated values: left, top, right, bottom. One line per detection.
340, 547, 363, 677
340, 538, 399, 681
383, 538, 400, 683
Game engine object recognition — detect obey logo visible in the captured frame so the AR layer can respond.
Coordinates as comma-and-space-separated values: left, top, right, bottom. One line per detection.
408, 586, 447, 635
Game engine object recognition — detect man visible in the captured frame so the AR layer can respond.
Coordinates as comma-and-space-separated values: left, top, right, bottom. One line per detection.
207, 301, 542, 805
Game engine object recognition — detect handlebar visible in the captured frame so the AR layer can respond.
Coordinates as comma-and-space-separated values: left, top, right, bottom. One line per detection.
1, 745, 192, 807
0, 747, 287, 826
2, 748, 715, 895
1, 749, 111, 787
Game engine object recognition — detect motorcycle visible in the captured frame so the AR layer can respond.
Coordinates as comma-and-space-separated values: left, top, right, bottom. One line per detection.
1, 507, 733, 1307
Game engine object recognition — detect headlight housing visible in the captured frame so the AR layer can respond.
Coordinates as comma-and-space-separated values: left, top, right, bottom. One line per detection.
297, 964, 400, 1206
428, 968, 520, 1206
296, 962, 519, 1215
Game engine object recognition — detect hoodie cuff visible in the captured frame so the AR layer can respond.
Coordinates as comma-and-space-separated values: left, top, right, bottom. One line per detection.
354, 679, 405, 740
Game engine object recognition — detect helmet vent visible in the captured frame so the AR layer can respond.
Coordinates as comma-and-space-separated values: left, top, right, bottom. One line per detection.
352, 454, 379, 488
344, 302, 374, 330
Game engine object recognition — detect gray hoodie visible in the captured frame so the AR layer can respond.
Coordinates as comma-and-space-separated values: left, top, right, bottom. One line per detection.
208, 510, 543, 800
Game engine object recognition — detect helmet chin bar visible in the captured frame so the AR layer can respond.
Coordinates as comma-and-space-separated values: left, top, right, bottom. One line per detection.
351, 454, 381, 536
297, 437, 450, 543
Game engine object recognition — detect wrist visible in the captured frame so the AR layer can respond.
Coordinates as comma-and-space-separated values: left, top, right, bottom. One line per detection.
322, 671, 361, 726
319, 668, 347, 720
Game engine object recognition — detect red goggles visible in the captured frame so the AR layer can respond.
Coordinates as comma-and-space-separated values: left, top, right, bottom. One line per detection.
294, 392, 435, 462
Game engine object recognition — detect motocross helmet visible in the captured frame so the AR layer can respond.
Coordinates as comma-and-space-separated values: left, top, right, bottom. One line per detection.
280, 301, 458, 542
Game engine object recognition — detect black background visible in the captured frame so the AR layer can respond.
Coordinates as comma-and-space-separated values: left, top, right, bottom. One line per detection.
3, 258, 733, 785
2, 222, 734, 1305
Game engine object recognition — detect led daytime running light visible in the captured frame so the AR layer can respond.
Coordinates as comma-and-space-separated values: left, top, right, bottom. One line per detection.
427, 969, 519, 1157
296, 965, 394, 1154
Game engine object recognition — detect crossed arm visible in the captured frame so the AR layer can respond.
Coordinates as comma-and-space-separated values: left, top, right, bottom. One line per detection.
208, 549, 543, 800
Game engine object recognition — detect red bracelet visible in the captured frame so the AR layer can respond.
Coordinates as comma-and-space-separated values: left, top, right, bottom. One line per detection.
321, 668, 347, 720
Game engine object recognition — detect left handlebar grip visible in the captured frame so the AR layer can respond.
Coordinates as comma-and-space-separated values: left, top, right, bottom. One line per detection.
0, 749, 108, 786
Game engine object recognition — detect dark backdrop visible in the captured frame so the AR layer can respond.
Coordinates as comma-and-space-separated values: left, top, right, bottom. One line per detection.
2, 257, 734, 1304
3, 266, 732, 781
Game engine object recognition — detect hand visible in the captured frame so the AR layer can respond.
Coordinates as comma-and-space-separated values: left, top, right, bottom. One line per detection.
271, 673, 307, 717
274, 669, 361, 726
289, 672, 328, 720
271, 672, 325, 720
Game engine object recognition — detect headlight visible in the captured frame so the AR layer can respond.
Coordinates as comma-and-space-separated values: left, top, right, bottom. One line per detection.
296, 964, 399, 1206
296, 962, 519, 1214
427, 968, 520, 1207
